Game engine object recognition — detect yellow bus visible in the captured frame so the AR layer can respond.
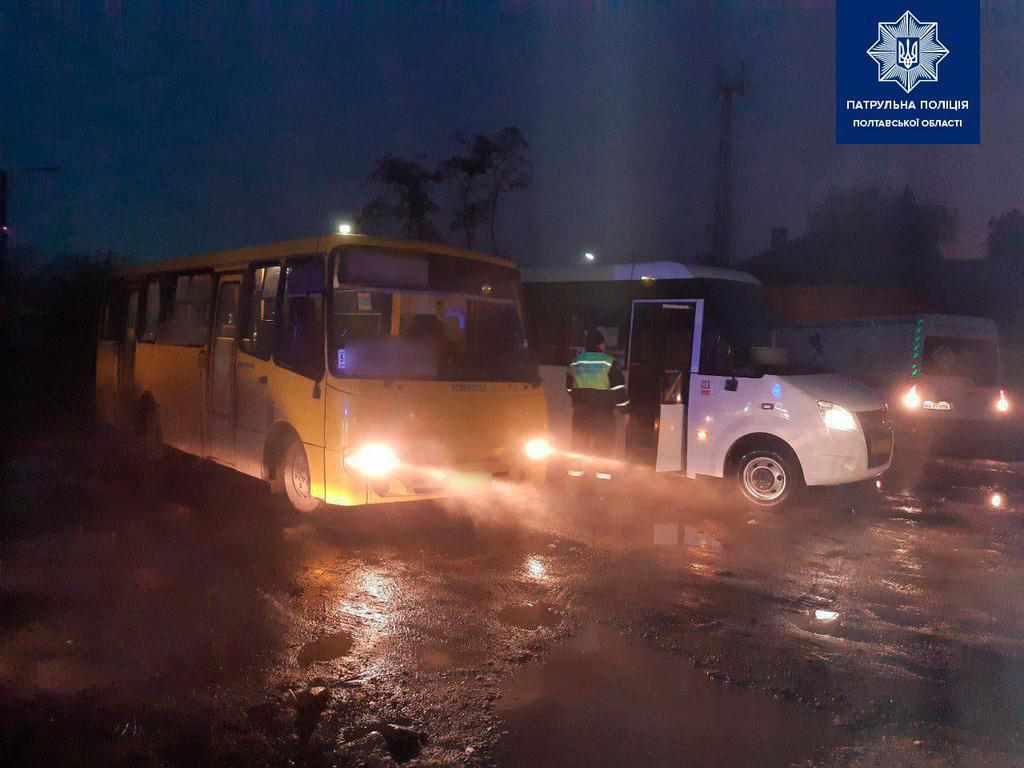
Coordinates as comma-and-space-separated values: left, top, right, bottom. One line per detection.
96, 235, 552, 512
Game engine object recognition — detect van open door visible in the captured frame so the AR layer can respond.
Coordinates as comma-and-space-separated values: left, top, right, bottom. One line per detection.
625, 300, 702, 472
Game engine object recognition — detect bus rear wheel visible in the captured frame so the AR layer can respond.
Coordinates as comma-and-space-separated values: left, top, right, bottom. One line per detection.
737, 449, 801, 508
279, 438, 321, 514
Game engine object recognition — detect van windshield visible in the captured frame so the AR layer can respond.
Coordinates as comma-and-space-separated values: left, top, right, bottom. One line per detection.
923, 336, 998, 387
700, 281, 833, 376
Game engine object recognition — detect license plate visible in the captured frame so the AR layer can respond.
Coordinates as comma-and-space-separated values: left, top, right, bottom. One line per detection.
923, 400, 952, 411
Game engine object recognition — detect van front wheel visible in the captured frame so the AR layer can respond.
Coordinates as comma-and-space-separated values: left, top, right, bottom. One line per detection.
737, 449, 800, 508
280, 438, 321, 514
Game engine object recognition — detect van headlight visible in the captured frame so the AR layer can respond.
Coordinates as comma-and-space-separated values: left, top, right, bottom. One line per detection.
524, 437, 553, 461
817, 401, 858, 432
345, 443, 399, 477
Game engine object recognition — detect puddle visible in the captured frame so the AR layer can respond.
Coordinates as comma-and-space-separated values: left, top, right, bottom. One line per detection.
498, 603, 561, 630
297, 631, 354, 666
415, 644, 489, 672
495, 624, 838, 767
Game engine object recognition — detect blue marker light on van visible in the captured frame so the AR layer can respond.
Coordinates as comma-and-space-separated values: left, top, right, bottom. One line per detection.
772, 383, 782, 399
337, 349, 346, 370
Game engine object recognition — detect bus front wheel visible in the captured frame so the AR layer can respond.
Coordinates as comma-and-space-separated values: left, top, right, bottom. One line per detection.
736, 449, 801, 508
279, 438, 321, 514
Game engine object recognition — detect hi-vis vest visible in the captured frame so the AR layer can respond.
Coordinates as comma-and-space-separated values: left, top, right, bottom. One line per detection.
570, 351, 615, 390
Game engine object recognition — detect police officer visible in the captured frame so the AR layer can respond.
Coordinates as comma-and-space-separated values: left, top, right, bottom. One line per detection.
567, 329, 627, 457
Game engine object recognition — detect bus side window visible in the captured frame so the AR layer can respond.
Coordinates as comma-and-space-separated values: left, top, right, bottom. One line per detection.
140, 279, 161, 342
159, 273, 212, 346
242, 264, 280, 359
276, 256, 324, 381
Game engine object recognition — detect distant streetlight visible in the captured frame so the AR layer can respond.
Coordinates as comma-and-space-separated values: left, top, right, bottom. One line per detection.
583, 251, 596, 263
337, 222, 354, 236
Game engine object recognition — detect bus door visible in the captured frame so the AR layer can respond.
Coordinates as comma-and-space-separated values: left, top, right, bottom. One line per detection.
118, 287, 140, 406
207, 275, 242, 466
625, 300, 701, 472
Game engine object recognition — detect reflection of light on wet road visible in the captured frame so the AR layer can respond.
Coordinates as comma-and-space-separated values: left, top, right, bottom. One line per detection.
360, 570, 392, 601
525, 556, 548, 581
814, 609, 839, 623
335, 567, 399, 637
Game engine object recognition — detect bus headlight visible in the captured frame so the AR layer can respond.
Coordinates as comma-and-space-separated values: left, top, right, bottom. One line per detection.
995, 390, 1010, 413
902, 385, 921, 410
345, 443, 399, 477
817, 401, 857, 432
524, 437, 553, 461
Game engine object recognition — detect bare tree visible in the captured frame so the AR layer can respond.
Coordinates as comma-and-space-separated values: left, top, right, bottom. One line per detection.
482, 127, 530, 257
440, 127, 530, 255
360, 155, 442, 242
440, 134, 492, 248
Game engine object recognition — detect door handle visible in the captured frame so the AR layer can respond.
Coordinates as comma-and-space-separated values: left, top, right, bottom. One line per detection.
258, 376, 268, 384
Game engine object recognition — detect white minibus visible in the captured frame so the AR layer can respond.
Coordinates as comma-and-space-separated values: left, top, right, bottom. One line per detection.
522, 262, 892, 507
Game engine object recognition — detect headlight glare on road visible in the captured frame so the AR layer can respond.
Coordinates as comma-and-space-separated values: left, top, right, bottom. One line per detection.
345, 443, 399, 477
902, 385, 921, 410
524, 437, 553, 461
817, 401, 857, 432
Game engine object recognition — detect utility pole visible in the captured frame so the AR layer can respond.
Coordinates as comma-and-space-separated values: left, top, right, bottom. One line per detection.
710, 67, 746, 268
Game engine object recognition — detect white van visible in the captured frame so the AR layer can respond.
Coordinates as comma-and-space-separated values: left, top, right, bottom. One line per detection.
522, 262, 892, 507
777, 314, 1010, 428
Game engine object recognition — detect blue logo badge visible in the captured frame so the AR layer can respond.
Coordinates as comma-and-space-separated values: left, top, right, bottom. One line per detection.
837, 1, 979, 145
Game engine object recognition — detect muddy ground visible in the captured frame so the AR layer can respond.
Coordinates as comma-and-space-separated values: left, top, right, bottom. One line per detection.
3, 430, 1024, 767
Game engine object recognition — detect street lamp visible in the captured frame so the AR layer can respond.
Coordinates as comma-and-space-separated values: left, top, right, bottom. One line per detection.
583, 251, 596, 263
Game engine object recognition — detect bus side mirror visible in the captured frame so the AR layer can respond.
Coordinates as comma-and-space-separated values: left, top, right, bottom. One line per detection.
725, 377, 738, 392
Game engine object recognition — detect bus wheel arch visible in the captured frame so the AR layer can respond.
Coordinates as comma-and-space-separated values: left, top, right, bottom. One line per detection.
724, 433, 804, 508
263, 422, 300, 490
264, 423, 320, 513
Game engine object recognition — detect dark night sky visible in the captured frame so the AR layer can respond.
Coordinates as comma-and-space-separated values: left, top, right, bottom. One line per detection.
2, 1, 1021, 266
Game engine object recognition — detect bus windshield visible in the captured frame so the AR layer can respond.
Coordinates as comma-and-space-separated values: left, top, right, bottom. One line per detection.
329, 250, 534, 382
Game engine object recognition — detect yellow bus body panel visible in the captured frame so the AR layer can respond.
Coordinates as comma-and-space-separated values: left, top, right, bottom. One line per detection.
324, 378, 548, 506
95, 341, 120, 426
134, 343, 206, 456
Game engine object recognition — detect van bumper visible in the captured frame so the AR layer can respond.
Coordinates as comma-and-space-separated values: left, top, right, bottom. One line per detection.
800, 428, 891, 487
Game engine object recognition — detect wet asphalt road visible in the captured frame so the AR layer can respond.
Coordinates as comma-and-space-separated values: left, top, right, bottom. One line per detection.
3, 432, 1024, 766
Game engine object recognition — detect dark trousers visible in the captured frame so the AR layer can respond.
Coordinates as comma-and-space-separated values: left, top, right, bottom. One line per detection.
571, 402, 616, 457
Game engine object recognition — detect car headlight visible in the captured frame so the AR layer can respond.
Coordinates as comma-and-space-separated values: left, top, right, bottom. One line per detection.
817, 401, 858, 432
524, 437, 553, 461
345, 443, 399, 477
902, 384, 921, 410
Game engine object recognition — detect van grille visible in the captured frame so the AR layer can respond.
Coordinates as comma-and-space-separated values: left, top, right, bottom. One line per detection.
856, 409, 893, 468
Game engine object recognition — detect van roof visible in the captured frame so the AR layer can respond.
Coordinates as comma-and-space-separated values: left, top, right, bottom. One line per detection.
521, 261, 761, 285
113, 235, 517, 277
